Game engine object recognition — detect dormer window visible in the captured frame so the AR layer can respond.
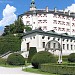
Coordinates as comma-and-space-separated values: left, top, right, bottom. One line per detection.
42, 36, 45, 39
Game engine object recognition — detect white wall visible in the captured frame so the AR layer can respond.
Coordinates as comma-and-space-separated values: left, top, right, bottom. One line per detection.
22, 12, 75, 35
21, 32, 75, 58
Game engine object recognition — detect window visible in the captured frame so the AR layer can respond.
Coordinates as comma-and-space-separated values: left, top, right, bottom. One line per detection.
63, 44, 65, 49
53, 38, 55, 40
72, 29, 75, 32
48, 37, 50, 40
74, 45, 75, 49
48, 42, 50, 48
67, 39, 68, 42
25, 39, 26, 41
71, 45, 73, 50
66, 22, 70, 26
58, 38, 59, 41
53, 43, 56, 48
70, 39, 72, 42
26, 21, 30, 25
43, 26, 47, 30
53, 20, 57, 24
27, 43, 30, 50
42, 36, 45, 39
43, 20, 47, 23
58, 21, 61, 24
67, 44, 69, 50
53, 27, 57, 31
63, 39, 64, 41
34, 36, 35, 39
42, 42, 45, 48
66, 29, 70, 32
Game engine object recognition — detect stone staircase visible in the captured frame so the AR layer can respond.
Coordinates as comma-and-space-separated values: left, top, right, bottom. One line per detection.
0, 51, 12, 59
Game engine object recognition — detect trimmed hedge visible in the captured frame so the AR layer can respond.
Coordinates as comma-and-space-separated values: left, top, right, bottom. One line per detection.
62, 56, 68, 62
31, 51, 56, 68
68, 53, 75, 62
28, 47, 37, 63
40, 63, 75, 75
0, 58, 7, 65
7, 53, 25, 65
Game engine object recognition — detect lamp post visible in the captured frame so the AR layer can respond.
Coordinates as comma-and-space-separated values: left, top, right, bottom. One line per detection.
58, 36, 62, 64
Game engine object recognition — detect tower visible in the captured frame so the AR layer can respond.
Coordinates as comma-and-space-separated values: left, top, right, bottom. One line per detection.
30, 0, 36, 11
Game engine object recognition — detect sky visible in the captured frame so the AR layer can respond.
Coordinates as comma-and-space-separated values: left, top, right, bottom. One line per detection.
0, 0, 75, 35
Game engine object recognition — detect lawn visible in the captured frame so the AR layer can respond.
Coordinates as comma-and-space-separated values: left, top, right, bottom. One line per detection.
23, 67, 58, 75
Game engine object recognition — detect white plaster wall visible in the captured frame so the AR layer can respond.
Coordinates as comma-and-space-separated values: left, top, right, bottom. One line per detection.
22, 13, 75, 35
21, 32, 75, 58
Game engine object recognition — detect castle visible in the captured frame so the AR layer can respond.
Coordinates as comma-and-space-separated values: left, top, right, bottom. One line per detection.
20, 0, 75, 59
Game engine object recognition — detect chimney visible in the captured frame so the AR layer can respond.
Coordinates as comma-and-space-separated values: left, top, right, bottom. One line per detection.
54, 7, 57, 12
46, 6, 49, 12
68, 10, 70, 15
63, 9, 65, 14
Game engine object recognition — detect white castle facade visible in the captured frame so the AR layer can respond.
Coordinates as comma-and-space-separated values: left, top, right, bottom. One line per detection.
20, 0, 75, 35
20, 0, 75, 58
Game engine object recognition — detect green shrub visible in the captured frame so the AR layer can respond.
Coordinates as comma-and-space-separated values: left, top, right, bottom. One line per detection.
0, 58, 7, 65
28, 47, 37, 63
31, 51, 56, 68
7, 53, 25, 65
68, 53, 75, 62
40, 63, 75, 75
62, 55, 68, 62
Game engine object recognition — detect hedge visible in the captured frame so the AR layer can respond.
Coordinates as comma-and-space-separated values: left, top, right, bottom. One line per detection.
7, 53, 25, 65
31, 51, 56, 68
68, 53, 75, 62
0, 58, 7, 65
40, 63, 75, 75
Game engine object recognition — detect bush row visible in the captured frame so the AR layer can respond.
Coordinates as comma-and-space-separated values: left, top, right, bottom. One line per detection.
40, 64, 75, 75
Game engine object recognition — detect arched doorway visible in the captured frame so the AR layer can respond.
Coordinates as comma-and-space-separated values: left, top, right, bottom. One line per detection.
45, 39, 62, 63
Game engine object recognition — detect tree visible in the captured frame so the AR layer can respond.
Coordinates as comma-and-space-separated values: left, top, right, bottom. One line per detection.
14, 18, 24, 33
28, 47, 37, 63
2, 26, 10, 36
0, 36, 21, 54
24, 25, 32, 32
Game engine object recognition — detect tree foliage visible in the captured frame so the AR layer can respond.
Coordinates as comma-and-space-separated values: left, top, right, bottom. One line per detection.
3, 18, 24, 36
28, 47, 37, 63
2, 18, 32, 36
0, 35, 21, 54
25, 25, 32, 32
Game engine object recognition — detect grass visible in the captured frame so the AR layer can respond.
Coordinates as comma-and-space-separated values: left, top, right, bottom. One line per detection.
23, 67, 58, 75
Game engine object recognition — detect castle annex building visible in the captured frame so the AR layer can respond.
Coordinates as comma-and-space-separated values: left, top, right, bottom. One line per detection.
21, 0, 75, 58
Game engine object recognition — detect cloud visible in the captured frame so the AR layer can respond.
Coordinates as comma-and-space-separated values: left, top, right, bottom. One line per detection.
0, 4, 17, 27
65, 4, 75, 12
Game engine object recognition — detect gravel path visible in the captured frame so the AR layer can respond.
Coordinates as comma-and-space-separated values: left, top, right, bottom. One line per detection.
0, 66, 42, 75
